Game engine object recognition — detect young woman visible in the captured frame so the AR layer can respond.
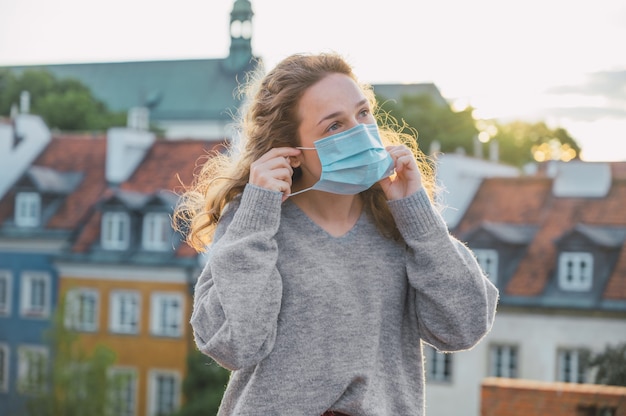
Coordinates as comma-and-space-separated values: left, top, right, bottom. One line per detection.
174, 52, 498, 416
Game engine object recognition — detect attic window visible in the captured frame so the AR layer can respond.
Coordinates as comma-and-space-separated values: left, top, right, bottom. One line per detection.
14, 192, 41, 227
473, 249, 499, 284
142, 213, 171, 252
101, 212, 130, 250
558, 252, 593, 291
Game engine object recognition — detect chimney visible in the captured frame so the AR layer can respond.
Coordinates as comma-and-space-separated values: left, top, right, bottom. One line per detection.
429, 140, 441, 156
127, 107, 150, 130
20, 91, 30, 114
0, 114, 51, 199
473, 135, 483, 159
105, 127, 155, 184
489, 140, 499, 162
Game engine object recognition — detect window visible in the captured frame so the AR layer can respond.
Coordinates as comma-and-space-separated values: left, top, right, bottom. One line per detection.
425, 345, 452, 382
473, 249, 499, 284
0, 270, 11, 316
15, 192, 41, 227
559, 252, 593, 291
110, 367, 138, 416
557, 348, 589, 383
101, 212, 130, 250
148, 370, 180, 416
65, 289, 99, 332
0, 344, 8, 392
20, 272, 51, 318
150, 293, 184, 338
489, 344, 518, 378
577, 405, 617, 416
142, 213, 171, 251
18, 345, 48, 393
110, 291, 140, 335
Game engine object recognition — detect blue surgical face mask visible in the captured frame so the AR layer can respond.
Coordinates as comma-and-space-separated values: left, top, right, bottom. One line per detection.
291, 123, 395, 196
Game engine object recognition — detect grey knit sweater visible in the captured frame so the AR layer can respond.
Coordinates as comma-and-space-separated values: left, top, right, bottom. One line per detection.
190, 184, 498, 416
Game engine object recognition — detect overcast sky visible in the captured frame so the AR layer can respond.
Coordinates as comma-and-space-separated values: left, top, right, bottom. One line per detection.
1, 0, 624, 161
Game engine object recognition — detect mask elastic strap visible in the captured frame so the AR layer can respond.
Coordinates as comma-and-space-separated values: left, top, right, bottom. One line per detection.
287, 187, 312, 197
287, 147, 316, 197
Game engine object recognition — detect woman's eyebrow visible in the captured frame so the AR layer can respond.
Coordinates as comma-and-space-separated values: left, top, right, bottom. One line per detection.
316, 99, 369, 126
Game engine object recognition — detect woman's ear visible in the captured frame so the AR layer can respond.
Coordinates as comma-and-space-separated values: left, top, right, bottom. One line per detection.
288, 156, 302, 168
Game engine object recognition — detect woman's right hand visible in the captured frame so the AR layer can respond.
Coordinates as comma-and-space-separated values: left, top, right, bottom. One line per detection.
249, 147, 301, 201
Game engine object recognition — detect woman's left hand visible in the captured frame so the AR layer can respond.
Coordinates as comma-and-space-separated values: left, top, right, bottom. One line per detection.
379, 145, 423, 200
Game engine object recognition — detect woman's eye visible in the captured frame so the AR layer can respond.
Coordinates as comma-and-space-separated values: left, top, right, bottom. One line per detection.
327, 122, 340, 132
359, 109, 370, 118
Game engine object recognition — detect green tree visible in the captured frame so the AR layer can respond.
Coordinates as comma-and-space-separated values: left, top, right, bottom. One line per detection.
491, 120, 581, 167
588, 343, 626, 386
375, 91, 582, 167
377, 92, 478, 156
176, 349, 230, 416
0, 68, 126, 130
26, 300, 118, 416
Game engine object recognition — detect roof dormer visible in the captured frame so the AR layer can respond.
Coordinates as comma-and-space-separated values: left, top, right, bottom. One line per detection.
552, 224, 626, 297
461, 222, 538, 288
10, 166, 82, 230
97, 189, 178, 256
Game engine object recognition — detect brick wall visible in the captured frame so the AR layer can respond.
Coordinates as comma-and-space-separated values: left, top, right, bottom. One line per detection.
481, 377, 626, 416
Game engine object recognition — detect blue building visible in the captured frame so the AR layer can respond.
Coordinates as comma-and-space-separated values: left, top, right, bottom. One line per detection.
0, 252, 59, 415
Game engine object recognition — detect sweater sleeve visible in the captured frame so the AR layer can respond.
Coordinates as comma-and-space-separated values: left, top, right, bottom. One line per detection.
388, 188, 499, 352
190, 184, 284, 370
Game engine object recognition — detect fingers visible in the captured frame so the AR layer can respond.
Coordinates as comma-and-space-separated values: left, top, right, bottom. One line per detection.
386, 145, 416, 173
381, 145, 423, 200
250, 147, 301, 196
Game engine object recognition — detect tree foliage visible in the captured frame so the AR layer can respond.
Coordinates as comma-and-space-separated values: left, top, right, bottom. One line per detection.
176, 349, 230, 416
588, 343, 626, 386
26, 301, 118, 416
377, 93, 478, 157
375, 92, 582, 167
0, 68, 126, 131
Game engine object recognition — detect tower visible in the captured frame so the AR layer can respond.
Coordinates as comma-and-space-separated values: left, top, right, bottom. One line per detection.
224, 0, 254, 72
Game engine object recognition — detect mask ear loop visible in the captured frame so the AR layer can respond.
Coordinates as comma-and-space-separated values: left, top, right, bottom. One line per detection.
287, 147, 317, 197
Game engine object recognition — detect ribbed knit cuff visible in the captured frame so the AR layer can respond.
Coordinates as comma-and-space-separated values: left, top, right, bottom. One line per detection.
229, 184, 283, 233
387, 188, 447, 237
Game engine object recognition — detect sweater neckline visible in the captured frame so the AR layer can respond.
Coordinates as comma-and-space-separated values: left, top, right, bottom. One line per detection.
283, 199, 365, 240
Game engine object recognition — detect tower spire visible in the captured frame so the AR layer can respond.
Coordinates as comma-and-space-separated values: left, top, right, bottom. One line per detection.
224, 0, 254, 72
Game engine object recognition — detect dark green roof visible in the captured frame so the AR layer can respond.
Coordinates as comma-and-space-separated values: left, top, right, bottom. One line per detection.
372, 83, 448, 107
7, 58, 259, 121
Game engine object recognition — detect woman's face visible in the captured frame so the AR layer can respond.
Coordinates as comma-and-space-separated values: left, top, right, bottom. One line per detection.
295, 73, 376, 187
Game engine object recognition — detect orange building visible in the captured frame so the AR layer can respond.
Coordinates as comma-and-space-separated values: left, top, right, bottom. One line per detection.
22, 129, 222, 415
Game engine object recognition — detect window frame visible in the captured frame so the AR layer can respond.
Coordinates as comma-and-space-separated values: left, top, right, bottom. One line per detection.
150, 292, 184, 338
17, 345, 48, 393
147, 369, 180, 416
101, 211, 131, 250
473, 248, 499, 284
142, 212, 171, 252
14, 191, 41, 227
425, 345, 453, 383
65, 288, 99, 332
0, 343, 9, 393
109, 367, 138, 416
110, 290, 141, 335
489, 344, 519, 378
0, 270, 12, 316
557, 348, 589, 383
20, 271, 51, 319
558, 251, 594, 291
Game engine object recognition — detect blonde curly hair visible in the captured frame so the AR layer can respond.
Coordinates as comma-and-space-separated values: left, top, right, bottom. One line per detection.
173, 52, 436, 251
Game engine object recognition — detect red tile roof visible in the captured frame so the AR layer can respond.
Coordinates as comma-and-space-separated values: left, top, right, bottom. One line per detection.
455, 162, 626, 300
481, 377, 626, 416
70, 137, 225, 257
0, 133, 108, 229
